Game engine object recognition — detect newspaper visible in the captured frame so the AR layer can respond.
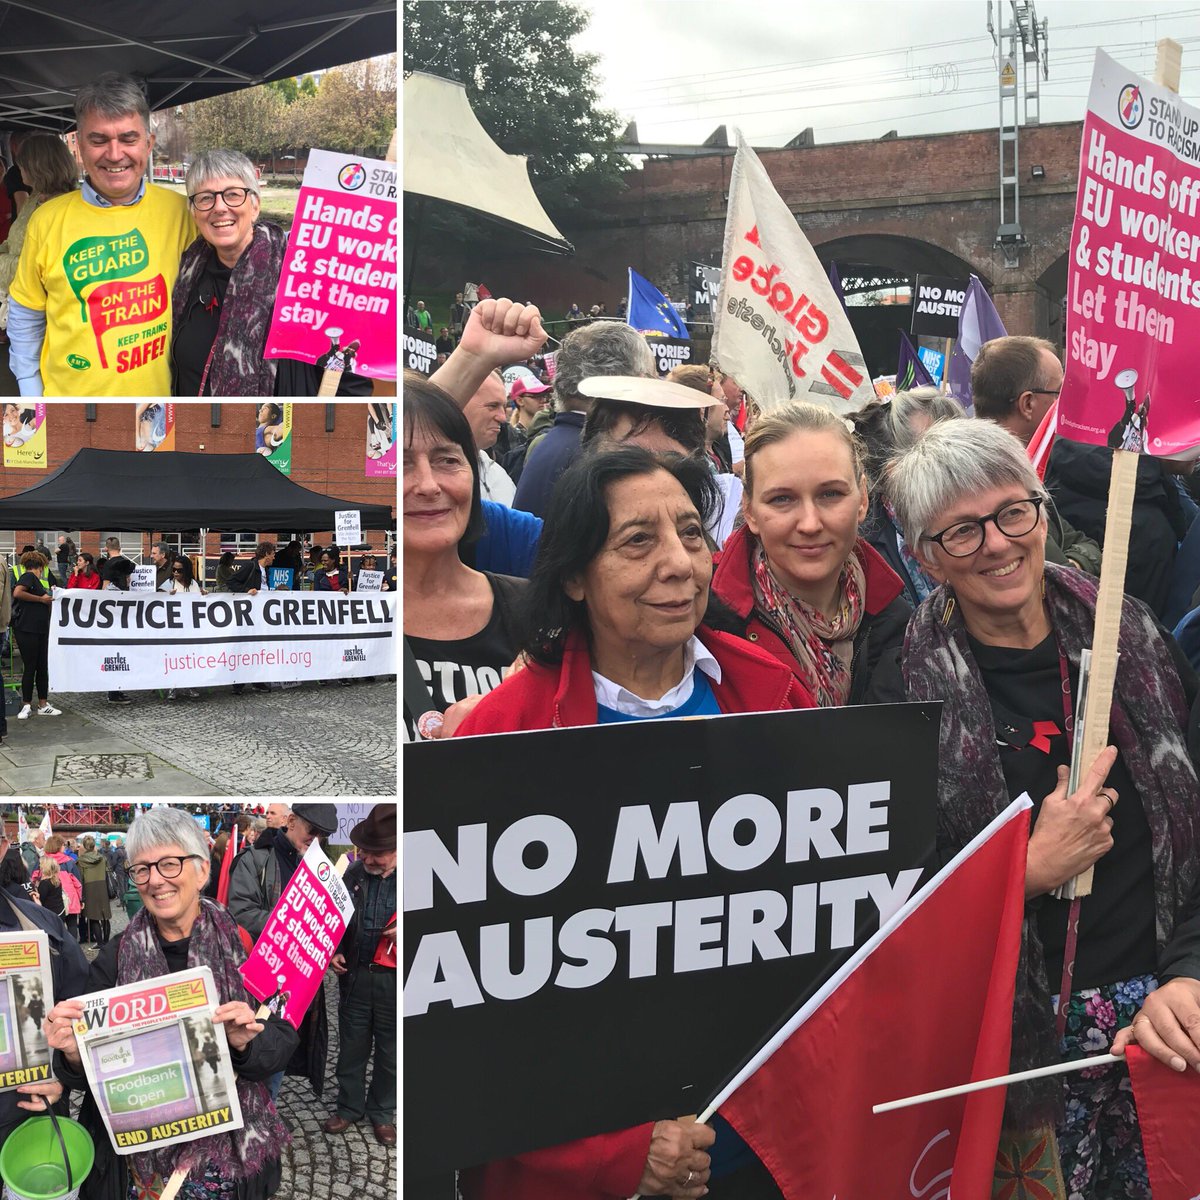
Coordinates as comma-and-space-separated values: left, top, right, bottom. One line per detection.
0, 931, 54, 1090
73, 966, 244, 1153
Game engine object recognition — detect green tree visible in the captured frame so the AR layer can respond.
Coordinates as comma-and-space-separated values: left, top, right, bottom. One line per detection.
402, 1, 628, 221
305, 58, 396, 157
266, 76, 299, 104
185, 85, 286, 161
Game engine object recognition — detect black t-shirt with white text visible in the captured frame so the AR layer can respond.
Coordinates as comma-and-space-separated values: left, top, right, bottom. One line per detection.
404, 576, 522, 738
968, 630, 1157, 992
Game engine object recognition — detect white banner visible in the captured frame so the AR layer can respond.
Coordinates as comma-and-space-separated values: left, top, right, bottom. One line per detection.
712, 131, 873, 414
48, 589, 396, 690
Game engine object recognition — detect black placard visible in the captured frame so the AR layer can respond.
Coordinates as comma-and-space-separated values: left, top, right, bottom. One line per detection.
403, 703, 941, 1176
910, 275, 968, 338
691, 261, 721, 314
403, 325, 437, 375
645, 335, 693, 376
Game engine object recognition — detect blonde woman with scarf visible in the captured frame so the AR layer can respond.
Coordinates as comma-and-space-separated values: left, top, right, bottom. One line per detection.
710, 401, 911, 706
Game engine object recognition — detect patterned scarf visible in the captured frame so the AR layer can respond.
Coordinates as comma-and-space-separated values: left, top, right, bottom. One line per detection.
903, 562, 1200, 1128
116, 898, 290, 1186
751, 541, 866, 707
171, 222, 288, 397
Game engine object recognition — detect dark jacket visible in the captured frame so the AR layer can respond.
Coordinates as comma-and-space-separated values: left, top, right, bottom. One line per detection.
1046, 439, 1190, 617
511, 411, 586, 519
709, 526, 912, 705
1161, 870, 1200, 984
76, 849, 111, 920
227, 560, 265, 593
338, 861, 396, 978
53, 929, 297, 1200
227, 830, 327, 1097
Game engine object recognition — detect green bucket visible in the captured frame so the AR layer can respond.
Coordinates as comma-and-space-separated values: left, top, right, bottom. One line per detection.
0, 1114, 94, 1200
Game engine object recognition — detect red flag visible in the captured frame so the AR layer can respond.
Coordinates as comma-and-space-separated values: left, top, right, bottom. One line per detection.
216, 825, 238, 906
716, 799, 1030, 1200
1028, 399, 1058, 482
1126, 1045, 1200, 1198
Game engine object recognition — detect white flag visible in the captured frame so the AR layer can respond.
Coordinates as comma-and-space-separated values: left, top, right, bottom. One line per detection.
38, 811, 51, 838
712, 132, 872, 415
16, 809, 28, 846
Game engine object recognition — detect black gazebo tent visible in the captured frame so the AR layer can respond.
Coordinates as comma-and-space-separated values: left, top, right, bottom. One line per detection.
0, 0, 396, 133
0, 448, 394, 531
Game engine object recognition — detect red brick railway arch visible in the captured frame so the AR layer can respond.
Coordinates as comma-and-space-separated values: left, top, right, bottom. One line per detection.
452, 121, 1086, 353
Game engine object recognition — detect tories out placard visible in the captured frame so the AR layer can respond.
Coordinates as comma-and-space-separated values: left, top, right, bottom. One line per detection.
48, 590, 396, 690
73, 967, 243, 1154
240, 841, 355, 1029
1058, 51, 1200, 456
265, 149, 398, 381
404, 703, 941, 1175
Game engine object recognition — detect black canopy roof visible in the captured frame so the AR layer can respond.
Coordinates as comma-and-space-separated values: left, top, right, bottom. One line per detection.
0, 448, 394, 531
0, 0, 396, 133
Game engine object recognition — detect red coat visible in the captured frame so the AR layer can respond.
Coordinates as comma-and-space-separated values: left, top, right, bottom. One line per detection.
66, 572, 102, 590
454, 623, 814, 736
454, 624, 812, 1198
709, 525, 906, 700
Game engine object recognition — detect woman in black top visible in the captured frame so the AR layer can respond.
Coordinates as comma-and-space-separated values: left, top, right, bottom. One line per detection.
11, 549, 59, 719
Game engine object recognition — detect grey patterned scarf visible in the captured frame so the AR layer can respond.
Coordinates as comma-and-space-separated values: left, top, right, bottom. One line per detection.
116, 898, 290, 1184
903, 562, 1200, 1127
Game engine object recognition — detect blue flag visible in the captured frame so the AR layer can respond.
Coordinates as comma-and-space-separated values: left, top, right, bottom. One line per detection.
896, 331, 936, 391
627, 268, 690, 339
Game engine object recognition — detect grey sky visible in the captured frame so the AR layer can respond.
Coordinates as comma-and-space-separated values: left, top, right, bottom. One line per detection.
573, 1, 1200, 147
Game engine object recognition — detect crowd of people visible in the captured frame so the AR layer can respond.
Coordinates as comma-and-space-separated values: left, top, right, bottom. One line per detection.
0, 536, 397, 721
0, 73, 375, 396
405, 297, 1200, 1198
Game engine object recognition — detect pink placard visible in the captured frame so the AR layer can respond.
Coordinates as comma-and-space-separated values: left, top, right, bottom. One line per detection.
264, 148, 398, 381
1058, 52, 1200, 457
239, 841, 356, 1029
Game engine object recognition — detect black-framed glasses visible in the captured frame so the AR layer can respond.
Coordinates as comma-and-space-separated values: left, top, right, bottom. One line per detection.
188, 187, 252, 211
128, 854, 203, 885
1028, 387, 1062, 398
924, 496, 1045, 558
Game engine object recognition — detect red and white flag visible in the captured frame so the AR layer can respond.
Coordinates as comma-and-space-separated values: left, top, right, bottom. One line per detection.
712, 131, 873, 415
1127, 1044, 1200, 1199
713, 797, 1031, 1200
38, 811, 52, 838
1028, 399, 1058, 482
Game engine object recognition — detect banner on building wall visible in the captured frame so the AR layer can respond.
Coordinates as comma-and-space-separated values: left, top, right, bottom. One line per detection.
255, 403, 293, 475
2, 403, 47, 469
136, 402, 175, 452
264, 148, 398, 381
365, 403, 396, 477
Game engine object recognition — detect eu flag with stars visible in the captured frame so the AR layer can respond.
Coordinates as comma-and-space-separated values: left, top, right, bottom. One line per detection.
627, 268, 690, 339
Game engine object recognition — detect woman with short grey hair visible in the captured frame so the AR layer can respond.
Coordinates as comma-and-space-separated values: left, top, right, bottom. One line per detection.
886, 417, 1200, 1195
170, 149, 369, 397
47, 804, 295, 1200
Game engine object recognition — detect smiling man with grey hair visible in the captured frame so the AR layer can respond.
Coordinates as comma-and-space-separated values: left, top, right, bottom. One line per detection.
8, 72, 197, 398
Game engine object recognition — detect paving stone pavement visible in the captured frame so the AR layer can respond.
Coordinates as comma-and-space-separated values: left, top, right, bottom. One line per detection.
81, 906, 397, 1200
47, 680, 398, 796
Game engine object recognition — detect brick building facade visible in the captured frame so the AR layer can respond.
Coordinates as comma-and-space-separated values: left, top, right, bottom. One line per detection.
0, 400, 396, 565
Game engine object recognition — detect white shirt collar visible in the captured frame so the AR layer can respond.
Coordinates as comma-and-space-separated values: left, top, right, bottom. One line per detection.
591, 635, 723, 718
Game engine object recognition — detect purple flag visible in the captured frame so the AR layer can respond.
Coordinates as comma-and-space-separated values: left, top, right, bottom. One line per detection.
946, 274, 1007, 409
897, 331, 936, 390
827, 261, 847, 314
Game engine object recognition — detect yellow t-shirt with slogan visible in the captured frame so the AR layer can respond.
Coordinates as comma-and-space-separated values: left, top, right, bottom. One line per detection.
10, 185, 197, 397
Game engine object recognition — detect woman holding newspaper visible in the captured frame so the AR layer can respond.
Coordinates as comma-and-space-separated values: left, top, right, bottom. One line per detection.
44, 807, 297, 1200
882, 419, 1200, 1198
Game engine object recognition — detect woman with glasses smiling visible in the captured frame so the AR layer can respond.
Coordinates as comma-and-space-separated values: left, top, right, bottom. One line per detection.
170, 148, 370, 397
885, 418, 1200, 1198
44, 806, 296, 1200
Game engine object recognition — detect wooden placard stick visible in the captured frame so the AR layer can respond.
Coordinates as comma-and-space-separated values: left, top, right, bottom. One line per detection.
158, 1167, 190, 1200
1069, 37, 1182, 898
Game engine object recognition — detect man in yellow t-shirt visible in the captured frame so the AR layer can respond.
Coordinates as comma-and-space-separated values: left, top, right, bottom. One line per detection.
8, 72, 196, 397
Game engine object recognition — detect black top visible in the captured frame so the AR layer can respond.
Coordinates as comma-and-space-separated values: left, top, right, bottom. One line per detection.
13, 571, 50, 634
172, 259, 233, 397
2, 163, 28, 215
968, 630, 1157, 991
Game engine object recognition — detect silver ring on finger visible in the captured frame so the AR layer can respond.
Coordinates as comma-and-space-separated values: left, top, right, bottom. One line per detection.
686, 1170, 694, 1186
